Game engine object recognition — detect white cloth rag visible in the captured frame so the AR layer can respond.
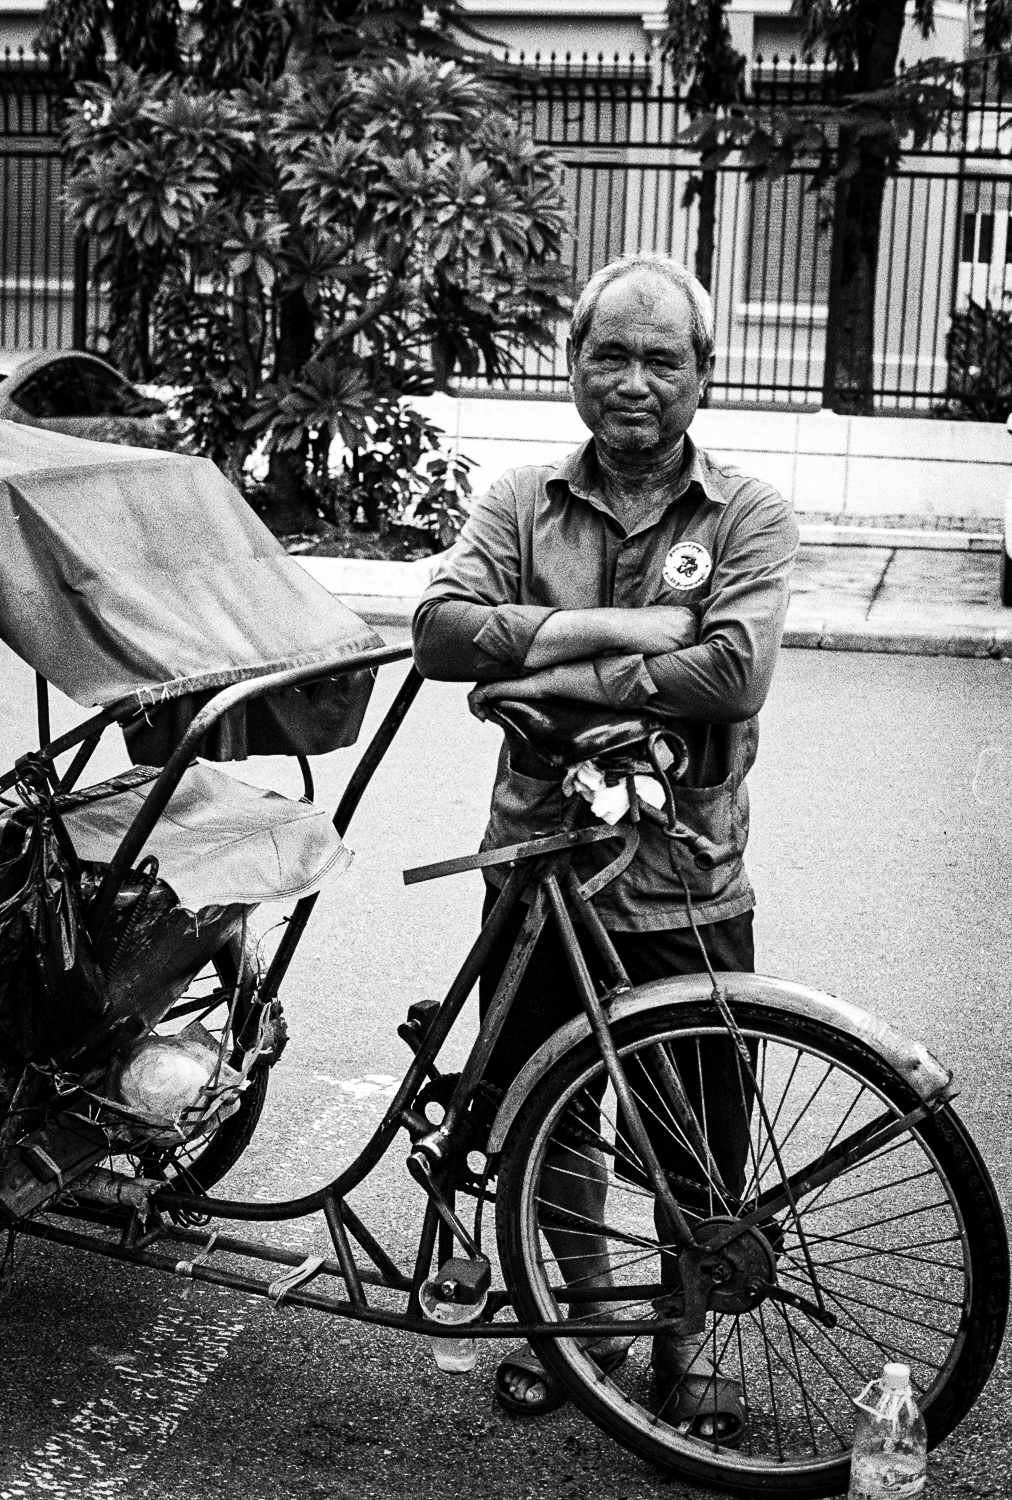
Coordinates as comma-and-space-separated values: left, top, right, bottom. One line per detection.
564, 761, 667, 825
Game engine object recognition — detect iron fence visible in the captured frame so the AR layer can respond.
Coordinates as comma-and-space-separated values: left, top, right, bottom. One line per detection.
2, 47, 1011, 413
472, 51, 1012, 411
0, 56, 89, 351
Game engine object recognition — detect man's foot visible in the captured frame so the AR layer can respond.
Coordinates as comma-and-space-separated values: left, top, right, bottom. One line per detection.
495, 1332, 632, 1416
652, 1335, 745, 1447
495, 1345, 568, 1414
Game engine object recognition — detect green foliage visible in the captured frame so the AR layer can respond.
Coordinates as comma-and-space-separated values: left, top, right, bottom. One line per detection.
320, 399, 472, 547
49, 0, 570, 534
664, 0, 744, 115
678, 1, 1012, 182
939, 300, 1012, 423
39, 0, 182, 83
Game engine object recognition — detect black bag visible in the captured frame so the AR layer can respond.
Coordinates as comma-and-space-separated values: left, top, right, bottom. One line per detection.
0, 759, 107, 1066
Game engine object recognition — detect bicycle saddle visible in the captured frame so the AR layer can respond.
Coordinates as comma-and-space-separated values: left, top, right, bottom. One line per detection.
487, 697, 664, 769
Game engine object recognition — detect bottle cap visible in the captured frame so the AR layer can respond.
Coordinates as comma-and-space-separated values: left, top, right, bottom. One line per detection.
883, 1363, 910, 1389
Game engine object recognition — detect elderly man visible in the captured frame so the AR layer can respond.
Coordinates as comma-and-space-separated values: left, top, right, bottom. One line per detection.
412, 253, 797, 1435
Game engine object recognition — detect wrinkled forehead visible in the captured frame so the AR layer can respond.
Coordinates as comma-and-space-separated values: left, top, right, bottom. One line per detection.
580, 271, 694, 347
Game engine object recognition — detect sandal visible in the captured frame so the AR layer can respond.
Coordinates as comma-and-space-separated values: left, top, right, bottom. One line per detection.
495, 1345, 568, 1415
494, 1337, 631, 1417
653, 1361, 746, 1447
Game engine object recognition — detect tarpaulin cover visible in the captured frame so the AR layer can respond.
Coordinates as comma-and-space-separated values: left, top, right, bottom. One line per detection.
55, 764, 351, 912
0, 422, 383, 759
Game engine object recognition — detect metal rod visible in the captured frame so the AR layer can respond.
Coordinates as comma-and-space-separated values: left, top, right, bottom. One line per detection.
154, 867, 530, 1221
258, 893, 319, 1007
542, 873, 697, 1251
403, 822, 623, 886
323, 1196, 367, 1308
562, 867, 630, 992
340, 1200, 411, 1290
334, 665, 423, 838
53, 1209, 406, 1291
408, 1200, 440, 1318
56, 732, 101, 794
88, 642, 412, 942
18, 1211, 697, 1339
438, 883, 548, 1141
0, 703, 129, 796
35, 673, 50, 749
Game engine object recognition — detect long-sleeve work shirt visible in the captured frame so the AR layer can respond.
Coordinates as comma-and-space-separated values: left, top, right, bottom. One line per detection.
413, 436, 798, 930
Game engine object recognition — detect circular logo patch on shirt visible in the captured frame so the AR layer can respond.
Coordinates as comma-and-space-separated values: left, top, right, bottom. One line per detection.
662, 541, 712, 590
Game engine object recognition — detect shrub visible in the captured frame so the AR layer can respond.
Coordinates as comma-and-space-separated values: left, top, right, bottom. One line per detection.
938, 299, 1012, 423
59, 23, 571, 535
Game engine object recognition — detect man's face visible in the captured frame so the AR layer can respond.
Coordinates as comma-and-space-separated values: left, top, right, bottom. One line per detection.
569, 273, 708, 457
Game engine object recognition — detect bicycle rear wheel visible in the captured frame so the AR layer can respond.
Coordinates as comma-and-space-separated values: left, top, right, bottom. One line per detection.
496, 989, 1008, 1498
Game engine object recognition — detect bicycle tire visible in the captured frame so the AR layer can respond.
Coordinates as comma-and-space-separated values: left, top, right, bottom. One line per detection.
496, 989, 1008, 1498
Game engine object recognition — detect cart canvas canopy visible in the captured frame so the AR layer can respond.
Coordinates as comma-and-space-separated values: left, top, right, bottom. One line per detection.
0, 421, 383, 759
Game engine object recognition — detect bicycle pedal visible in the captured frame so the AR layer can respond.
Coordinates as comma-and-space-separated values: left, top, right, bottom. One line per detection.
398, 999, 442, 1057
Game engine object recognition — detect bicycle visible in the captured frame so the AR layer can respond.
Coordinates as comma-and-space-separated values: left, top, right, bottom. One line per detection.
2, 652, 1007, 1500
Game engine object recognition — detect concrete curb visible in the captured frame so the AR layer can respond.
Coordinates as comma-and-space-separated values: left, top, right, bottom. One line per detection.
783, 620, 1012, 659
797, 525, 1001, 552
295, 560, 1012, 659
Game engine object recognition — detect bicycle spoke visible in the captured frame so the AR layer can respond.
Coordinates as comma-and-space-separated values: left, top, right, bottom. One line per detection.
815, 1241, 963, 1271
748, 1058, 834, 1202
792, 1275, 946, 1373
779, 1265, 959, 1340
767, 1302, 850, 1449
753, 1301, 786, 1463
800, 1165, 937, 1218
815, 1259, 965, 1311
795, 1197, 953, 1245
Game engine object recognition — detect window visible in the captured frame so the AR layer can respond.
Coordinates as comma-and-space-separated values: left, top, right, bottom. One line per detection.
956, 183, 1012, 308
78, 360, 133, 416
744, 174, 832, 311
962, 211, 995, 263
13, 360, 91, 419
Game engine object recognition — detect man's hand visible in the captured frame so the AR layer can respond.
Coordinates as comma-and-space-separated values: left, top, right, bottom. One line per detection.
524, 606, 697, 670
468, 661, 609, 721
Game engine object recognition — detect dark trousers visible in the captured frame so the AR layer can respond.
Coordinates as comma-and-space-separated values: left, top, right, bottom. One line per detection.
479, 887, 756, 1203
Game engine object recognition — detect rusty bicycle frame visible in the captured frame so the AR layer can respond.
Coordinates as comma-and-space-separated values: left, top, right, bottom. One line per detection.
6, 644, 805, 1347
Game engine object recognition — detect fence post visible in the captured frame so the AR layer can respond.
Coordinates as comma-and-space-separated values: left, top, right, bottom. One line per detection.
71, 229, 89, 349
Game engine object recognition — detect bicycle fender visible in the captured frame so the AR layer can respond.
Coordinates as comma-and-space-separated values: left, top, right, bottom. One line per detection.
486, 971, 955, 1155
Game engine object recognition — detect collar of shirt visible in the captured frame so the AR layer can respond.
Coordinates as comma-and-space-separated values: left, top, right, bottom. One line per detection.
544, 434, 726, 539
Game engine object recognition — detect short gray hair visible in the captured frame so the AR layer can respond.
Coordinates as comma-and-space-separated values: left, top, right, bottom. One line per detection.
570, 253, 715, 372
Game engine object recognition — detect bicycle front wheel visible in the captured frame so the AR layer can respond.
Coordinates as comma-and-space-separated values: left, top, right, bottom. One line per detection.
496, 990, 1008, 1498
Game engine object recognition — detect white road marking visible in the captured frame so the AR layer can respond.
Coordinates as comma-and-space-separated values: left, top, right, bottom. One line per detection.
311, 1073, 397, 1098
2, 1076, 399, 1496
1, 1297, 250, 1500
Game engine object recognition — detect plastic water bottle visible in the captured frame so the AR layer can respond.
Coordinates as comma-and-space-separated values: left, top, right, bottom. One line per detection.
848, 1363, 927, 1498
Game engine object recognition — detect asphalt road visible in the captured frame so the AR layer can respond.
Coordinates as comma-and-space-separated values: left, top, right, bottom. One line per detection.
1, 634, 1011, 1500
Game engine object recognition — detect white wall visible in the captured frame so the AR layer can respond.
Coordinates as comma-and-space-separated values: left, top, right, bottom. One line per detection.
417, 393, 1011, 521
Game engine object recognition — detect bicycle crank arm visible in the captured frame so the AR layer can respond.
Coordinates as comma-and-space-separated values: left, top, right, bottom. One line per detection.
755, 1281, 837, 1329
405, 1150, 481, 1260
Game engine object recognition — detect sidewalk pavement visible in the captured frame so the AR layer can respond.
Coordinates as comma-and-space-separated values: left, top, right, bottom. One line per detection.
295, 521, 1012, 660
